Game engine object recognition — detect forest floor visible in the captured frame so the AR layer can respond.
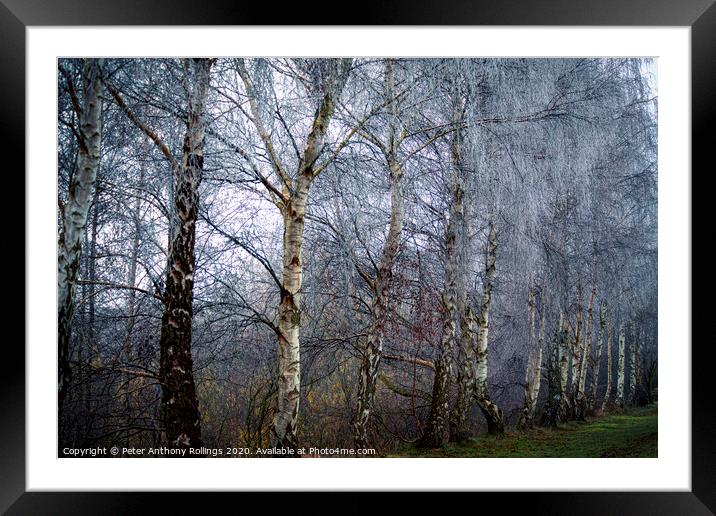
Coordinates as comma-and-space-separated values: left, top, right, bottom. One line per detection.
389, 404, 658, 458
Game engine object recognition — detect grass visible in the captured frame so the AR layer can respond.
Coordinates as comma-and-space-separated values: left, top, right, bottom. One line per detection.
389, 404, 657, 458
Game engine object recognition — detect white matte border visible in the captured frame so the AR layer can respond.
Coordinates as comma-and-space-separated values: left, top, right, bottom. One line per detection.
27, 26, 690, 491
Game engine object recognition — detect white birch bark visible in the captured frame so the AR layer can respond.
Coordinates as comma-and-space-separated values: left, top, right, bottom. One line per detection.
530, 309, 546, 420
629, 318, 638, 405
517, 286, 545, 428
616, 321, 626, 407
472, 222, 504, 434
237, 59, 353, 450
420, 169, 462, 447
601, 318, 613, 412
58, 59, 104, 406
558, 311, 570, 418
589, 301, 606, 411
578, 288, 595, 395
448, 107, 476, 443
569, 286, 583, 409
450, 302, 477, 441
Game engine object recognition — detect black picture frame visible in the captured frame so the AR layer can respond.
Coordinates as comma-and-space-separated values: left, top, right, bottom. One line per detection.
3, 0, 713, 512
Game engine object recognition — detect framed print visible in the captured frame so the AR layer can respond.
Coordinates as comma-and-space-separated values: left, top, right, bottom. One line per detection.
4, 0, 714, 512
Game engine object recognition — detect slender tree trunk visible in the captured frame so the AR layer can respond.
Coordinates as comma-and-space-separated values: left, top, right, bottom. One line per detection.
616, 321, 626, 407
352, 161, 403, 448
448, 119, 476, 443
558, 311, 570, 420
158, 58, 212, 450
569, 285, 583, 418
419, 175, 462, 448
122, 158, 144, 444
87, 201, 99, 366
58, 59, 104, 407
268, 60, 353, 450
75, 206, 97, 437
83, 202, 100, 436
644, 347, 656, 405
517, 286, 546, 428
473, 222, 504, 435
353, 60, 404, 449
450, 302, 477, 441
589, 301, 606, 412
601, 318, 613, 412
578, 288, 595, 394
635, 327, 644, 404
125, 155, 145, 353
629, 318, 638, 406
575, 287, 594, 420
272, 178, 309, 450
543, 313, 565, 427
518, 282, 540, 429
529, 309, 546, 421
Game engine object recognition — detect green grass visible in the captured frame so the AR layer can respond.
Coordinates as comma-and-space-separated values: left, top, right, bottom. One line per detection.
389, 405, 657, 458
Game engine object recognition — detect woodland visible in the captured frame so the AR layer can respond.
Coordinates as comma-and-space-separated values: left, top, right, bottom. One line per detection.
57, 57, 658, 456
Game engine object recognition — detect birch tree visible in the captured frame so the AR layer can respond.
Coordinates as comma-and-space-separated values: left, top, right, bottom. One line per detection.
629, 317, 639, 406
568, 285, 583, 418
58, 58, 104, 406
558, 312, 571, 420
233, 58, 354, 449
616, 321, 626, 407
518, 282, 544, 429
601, 317, 614, 412
574, 287, 595, 419
351, 59, 406, 449
472, 222, 504, 434
419, 155, 464, 448
588, 300, 606, 412
106, 58, 214, 448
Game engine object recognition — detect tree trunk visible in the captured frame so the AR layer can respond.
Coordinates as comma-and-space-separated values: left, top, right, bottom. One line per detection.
271, 178, 309, 450
578, 288, 595, 395
353, 161, 403, 448
635, 327, 645, 404
353, 60, 405, 449
531, 310, 546, 419
87, 201, 100, 366
574, 287, 594, 420
517, 282, 537, 429
601, 318, 613, 412
448, 117, 476, 443
558, 311, 570, 420
419, 174, 462, 448
124, 154, 145, 354
450, 303, 476, 441
58, 59, 104, 407
158, 58, 212, 450
569, 285, 583, 418
473, 222, 504, 435
518, 284, 544, 430
588, 301, 606, 412
267, 60, 352, 451
543, 314, 565, 427
122, 157, 144, 444
629, 318, 638, 406
616, 321, 626, 407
